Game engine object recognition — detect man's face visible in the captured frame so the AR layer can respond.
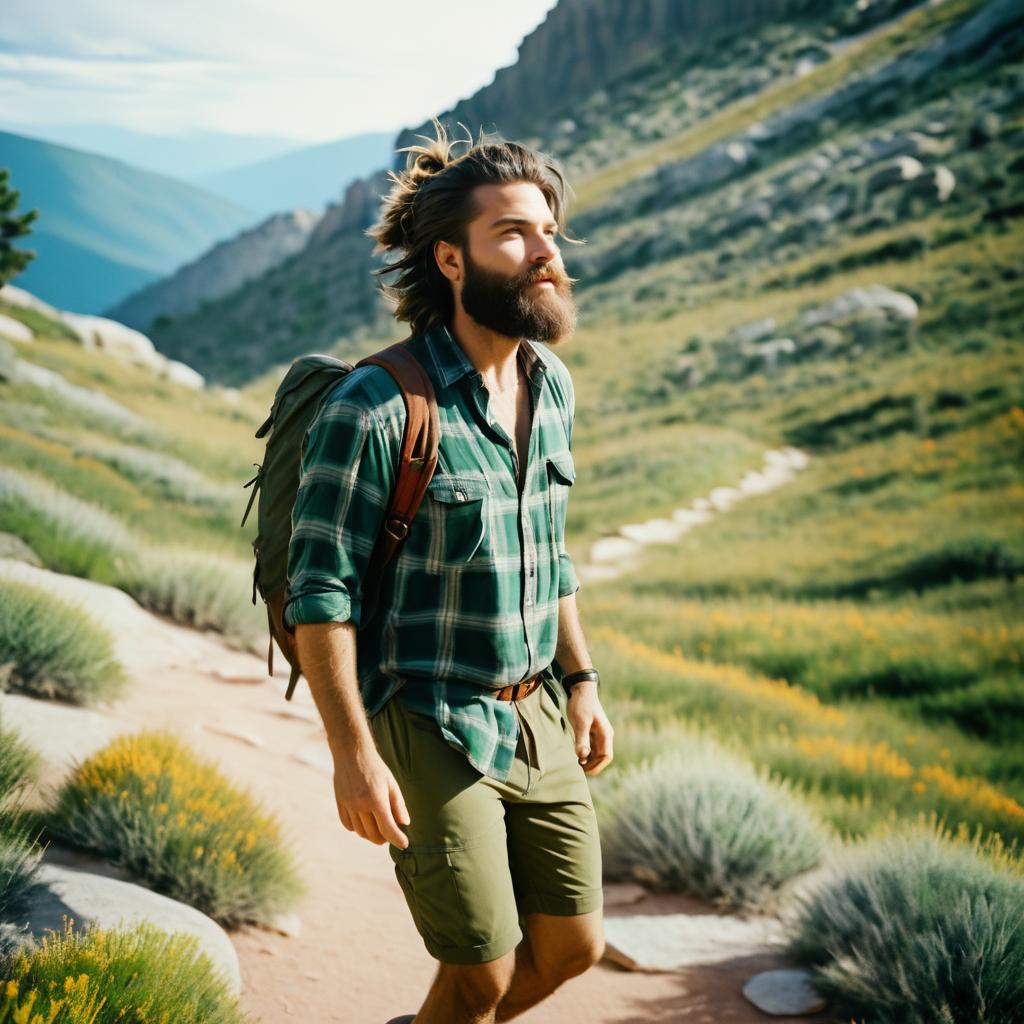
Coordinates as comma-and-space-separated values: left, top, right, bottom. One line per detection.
456, 182, 577, 344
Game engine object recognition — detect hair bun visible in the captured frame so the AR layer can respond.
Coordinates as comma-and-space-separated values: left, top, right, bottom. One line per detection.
414, 152, 446, 175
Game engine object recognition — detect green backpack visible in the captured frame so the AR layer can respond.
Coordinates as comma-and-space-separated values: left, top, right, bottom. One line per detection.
241, 338, 439, 700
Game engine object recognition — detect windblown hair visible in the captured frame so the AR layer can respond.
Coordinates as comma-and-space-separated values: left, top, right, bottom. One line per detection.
366, 118, 581, 336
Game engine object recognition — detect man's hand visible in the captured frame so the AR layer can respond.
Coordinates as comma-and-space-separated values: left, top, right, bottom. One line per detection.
332, 741, 411, 848
565, 680, 614, 776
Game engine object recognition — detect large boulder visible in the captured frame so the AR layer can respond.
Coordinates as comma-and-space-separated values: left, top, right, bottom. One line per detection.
799, 284, 918, 329
0, 313, 33, 344
59, 313, 166, 372
7, 861, 241, 996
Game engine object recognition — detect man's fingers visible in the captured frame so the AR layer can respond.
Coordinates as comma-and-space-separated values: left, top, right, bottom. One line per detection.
337, 804, 354, 833
357, 809, 385, 845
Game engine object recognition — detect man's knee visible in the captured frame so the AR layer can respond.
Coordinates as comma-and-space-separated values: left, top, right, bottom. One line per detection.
526, 911, 605, 986
439, 952, 516, 1012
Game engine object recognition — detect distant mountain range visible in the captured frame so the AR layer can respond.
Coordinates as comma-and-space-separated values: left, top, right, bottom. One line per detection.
1, 126, 396, 315
0, 131, 255, 315
194, 131, 395, 217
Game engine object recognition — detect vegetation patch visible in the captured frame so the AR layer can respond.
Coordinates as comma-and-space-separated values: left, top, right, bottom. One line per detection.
0, 579, 127, 704
46, 731, 304, 928
595, 731, 828, 911
786, 824, 1024, 1024
0, 717, 43, 927
0, 918, 248, 1024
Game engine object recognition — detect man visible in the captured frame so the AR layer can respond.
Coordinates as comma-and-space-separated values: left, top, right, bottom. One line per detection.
283, 120, 614, 1024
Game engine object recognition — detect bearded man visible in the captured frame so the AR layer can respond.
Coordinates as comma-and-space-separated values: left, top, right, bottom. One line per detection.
283, 118, 614, 1024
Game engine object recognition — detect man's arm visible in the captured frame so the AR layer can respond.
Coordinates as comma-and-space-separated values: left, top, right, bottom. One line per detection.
295, 620, 409, 848
555, 591, 613, 776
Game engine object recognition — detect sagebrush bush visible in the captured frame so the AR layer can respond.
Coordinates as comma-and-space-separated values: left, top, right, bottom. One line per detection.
0, 717, 43, 920
72, 440, 237, 509
0, 918, 248, 1023
0, 467, 133, 583
0, 579, 127, 703
786, 825, 1024, 1024
595, 733, 828, 911
46, 730, 304, 927
120, 549, 265, 654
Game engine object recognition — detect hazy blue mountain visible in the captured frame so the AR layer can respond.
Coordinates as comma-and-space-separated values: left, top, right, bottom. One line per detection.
0, 130, 257, 314
194, 131, 396, 217
0, 121, 305, 180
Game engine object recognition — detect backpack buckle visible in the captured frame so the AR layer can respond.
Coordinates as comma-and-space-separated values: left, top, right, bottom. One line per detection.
384, 516, 409, 540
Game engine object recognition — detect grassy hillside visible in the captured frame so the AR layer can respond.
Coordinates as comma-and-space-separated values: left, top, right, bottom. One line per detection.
1, 0, 1020, 863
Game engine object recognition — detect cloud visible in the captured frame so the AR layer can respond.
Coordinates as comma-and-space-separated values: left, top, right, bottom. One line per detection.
0, 0, 559, 140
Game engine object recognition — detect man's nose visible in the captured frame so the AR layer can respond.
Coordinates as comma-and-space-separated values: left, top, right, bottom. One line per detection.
529, 230, 560, 263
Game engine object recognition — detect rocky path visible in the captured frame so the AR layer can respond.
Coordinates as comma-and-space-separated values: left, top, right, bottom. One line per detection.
0, 559, 834, 1023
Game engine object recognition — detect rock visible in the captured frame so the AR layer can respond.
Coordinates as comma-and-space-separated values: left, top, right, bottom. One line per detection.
707, 486, 741, 511
0, 692, 128, 789
8, 863, 241, 995
164, 359, 205, 390
0, 313, 33, 344
799, 285, 918, 328
867, 155, 924, 193
728, 317, 776, 346
589, 536, 643, 564
0, 284, 60, 318
59, 313, 165, 372
619, 519, 685, 544
602, 912, 785, 972
742, 968, 828, 1016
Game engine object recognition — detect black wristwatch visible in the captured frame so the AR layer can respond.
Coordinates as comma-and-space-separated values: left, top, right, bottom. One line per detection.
561, 668, 600, 696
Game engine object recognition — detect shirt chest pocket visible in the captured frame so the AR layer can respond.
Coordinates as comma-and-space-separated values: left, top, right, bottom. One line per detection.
421, 472, 490, 571
545, 450, 575, 540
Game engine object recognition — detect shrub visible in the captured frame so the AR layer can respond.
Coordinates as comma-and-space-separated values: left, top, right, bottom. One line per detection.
71, 440, 237, 510
46, 731, 305, 927
595, 733, 829, 911
0, 918, 248, 1023
786, 825, 1024, 1024
0, 579, 127, 703
120, 550, 265, 654
0, 717, 43, 921
0, 467, 133, 583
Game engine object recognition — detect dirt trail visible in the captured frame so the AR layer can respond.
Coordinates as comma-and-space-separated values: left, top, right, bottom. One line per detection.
95, 632, 831, 1023
5, 556, 832, 1022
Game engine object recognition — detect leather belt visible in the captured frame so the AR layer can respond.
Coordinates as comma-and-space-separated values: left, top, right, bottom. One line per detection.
491, 671, 544, 702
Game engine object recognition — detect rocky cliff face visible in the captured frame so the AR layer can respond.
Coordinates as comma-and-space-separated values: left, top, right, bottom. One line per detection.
105, 209, 321, 332
393, 0, 827, 160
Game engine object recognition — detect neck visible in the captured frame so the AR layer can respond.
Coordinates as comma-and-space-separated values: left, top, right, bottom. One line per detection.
449, 306, 521, 391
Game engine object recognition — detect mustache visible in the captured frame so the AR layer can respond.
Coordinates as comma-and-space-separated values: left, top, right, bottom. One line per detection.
519, 265, 577, 290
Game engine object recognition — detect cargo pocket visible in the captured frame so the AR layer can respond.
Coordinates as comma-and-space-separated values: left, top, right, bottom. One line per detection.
390, 846, 471, 954
422, 472, 489, 572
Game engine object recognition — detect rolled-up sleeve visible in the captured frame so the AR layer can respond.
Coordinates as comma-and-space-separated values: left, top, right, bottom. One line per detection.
283, 394, 395, 632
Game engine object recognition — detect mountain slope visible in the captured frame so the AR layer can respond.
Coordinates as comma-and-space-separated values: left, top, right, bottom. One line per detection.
103, 209, 321, 333
0, 131, 257, 313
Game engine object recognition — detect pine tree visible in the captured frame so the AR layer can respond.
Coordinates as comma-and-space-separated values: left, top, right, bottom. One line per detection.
0, 168, 38, 287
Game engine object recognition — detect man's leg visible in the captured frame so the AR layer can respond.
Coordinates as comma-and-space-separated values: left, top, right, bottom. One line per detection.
493, 910, 605, 1022
413, 949, 516, 1024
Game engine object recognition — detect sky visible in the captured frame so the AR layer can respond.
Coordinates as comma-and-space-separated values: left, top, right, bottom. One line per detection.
0, 0, 561, 143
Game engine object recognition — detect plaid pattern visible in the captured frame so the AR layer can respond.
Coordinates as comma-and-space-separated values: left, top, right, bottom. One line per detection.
283, 322, 580, 782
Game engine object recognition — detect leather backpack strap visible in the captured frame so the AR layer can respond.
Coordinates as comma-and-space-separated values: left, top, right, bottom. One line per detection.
355, 338, 439, 613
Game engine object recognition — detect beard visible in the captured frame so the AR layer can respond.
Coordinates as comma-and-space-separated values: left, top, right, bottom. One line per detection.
459, 244, 578, 344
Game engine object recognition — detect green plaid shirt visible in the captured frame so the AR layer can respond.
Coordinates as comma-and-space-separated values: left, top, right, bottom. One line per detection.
283, 322, 580, 782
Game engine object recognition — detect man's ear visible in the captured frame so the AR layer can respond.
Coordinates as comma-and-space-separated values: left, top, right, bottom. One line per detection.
434, 239, 462, 284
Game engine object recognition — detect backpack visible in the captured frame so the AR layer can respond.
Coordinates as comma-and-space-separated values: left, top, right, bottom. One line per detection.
240, 337, 439, 701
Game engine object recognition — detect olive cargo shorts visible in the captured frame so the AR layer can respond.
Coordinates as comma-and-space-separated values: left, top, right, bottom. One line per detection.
369, 677, 604, 965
